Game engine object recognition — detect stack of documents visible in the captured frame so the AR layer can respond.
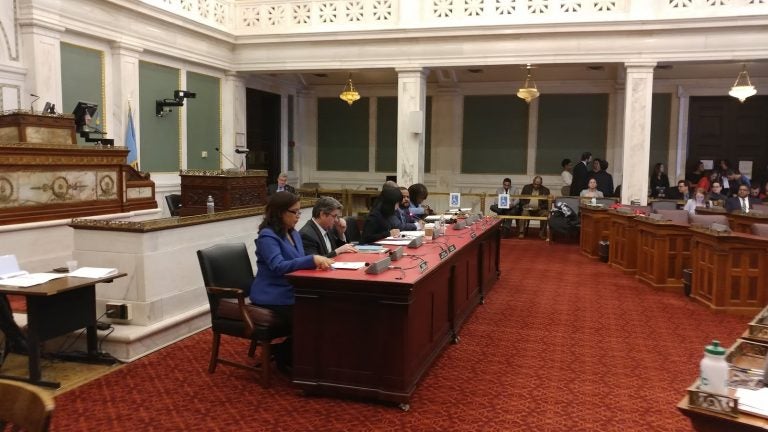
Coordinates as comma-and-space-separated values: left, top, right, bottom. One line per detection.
0, 273, 67, 287
356, 245, 388, 253
68, 267, 119, 278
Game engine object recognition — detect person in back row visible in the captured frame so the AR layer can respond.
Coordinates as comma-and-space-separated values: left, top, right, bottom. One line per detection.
518, 176, 550, 239
580, 178, 603, 199
666, 180, 690, 201
569, 152, 592, 196
490, 177, 520, 233
299, 196, 357, 258
589, 158, 614, 197
267, 172, 296, 196
725, 185, 761, 213
649, 162, 670, 198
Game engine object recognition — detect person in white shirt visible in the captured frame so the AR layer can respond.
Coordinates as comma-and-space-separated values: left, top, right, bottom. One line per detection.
561, 158, 573, 187
683, 188, 707, 215
490, 177, 520, 234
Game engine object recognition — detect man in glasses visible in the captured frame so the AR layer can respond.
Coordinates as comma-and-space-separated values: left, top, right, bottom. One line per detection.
300, 196, 357, 257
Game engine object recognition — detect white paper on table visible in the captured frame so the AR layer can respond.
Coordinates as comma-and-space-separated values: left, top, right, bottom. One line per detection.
735, 387, 768, 418
68, 267, 119, 278
0, 272, 68, 287
376, 239, 413, 246
400, 231, 425, 237
331, 262, 367, 270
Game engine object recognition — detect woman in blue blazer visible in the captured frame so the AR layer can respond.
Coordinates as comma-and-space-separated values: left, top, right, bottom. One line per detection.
250, 192, 333, 371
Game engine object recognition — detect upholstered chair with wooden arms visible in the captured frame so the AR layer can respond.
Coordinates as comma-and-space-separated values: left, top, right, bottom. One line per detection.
0, 379, 55, 432
197, 243, 289, 388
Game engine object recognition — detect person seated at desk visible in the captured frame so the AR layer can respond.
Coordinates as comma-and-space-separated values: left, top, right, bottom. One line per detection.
362, 187, 403, 243
249, 192, 334, 373
299, 196, 357, 258
408, 183, 433, 218
0, 294, 28, 364
725, 185, 761, 213
707, 181, 727, 206
666, 180, 690, 201
519, 176, 550, 239
683, 188, 707, 215
490, 177, 520, 234
392, 187, 424, 232
580, 178, 604, 199
267, 172, 296, 196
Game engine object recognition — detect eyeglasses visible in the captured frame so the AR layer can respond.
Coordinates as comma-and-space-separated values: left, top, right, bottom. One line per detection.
287, 209, 302, 216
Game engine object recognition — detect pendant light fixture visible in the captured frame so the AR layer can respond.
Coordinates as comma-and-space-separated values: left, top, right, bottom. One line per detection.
339, 73, 361, 106
516, 64, 539, 104
728, 63, 757, 103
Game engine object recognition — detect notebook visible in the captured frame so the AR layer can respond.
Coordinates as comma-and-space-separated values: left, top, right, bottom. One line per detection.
68, 267, 119, 278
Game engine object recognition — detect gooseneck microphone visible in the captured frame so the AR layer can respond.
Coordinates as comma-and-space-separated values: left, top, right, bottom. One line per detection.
214, 147, 241, 169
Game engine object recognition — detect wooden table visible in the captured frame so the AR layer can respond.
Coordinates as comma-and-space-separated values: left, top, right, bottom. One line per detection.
635, 217, 691, 292
579, 205, 611, 259
607, 210, 641, 274
690, 228, 768, 316
0, 273, 125, 388
286, 219, 501, 409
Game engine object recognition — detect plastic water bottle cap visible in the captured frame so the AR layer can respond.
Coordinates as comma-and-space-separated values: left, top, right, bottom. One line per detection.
704, 340, 726, 356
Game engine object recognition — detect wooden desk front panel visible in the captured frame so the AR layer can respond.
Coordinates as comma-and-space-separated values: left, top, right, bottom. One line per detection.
691, 232, 768, 315
579, 206, 610, 259
636, 221, 691, 291
608, 213, 639, 274
289, 221, 500, 404
729, 212, 768, 234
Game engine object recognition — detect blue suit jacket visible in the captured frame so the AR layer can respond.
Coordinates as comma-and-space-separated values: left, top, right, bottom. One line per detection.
249, 228, 316, 306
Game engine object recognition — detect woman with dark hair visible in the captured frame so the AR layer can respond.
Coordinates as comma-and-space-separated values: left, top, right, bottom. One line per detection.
649, 162, 670, 197
250, 192, 334, 371
362, 187, 403, 243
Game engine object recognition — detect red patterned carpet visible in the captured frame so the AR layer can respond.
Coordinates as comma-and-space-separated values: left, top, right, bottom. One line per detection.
51, 239, 747, 431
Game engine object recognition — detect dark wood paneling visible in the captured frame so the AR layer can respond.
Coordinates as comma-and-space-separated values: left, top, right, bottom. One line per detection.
688, 96, 768, 183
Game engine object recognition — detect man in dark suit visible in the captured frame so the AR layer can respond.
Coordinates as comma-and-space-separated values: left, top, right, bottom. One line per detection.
725, 185, 761, 213
300, 196, 357, 258
267, 172, 296, 196
569, 152, 592, 196
666, 180, 690, 201
519, 176, 551, 239
392, 187, 423, 231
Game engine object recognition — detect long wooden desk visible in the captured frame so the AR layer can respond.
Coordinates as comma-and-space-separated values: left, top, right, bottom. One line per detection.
607, 210, 641, 274
286, 219, 501, 408
635, 217, 691, 292
0, 273, 125, 388
690, 228, 768, 316
695, 207, 768, 234
579, 205, 611, 259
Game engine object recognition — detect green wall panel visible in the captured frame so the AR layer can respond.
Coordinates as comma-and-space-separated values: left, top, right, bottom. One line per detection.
60, 43, 103, 144
462, 95, 528, 174
650, 93, 672, 173
186, 72, 220, 170
376, 97, 397, 172
139, 62, 180, 172
317, 97, 369, 171
536, 94, 609, 175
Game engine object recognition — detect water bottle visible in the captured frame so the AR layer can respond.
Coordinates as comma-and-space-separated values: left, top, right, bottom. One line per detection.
206, 195, 215, 214
699, 340, 729, 394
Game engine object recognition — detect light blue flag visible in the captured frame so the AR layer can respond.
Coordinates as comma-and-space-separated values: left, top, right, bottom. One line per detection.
125, 106, 138, 169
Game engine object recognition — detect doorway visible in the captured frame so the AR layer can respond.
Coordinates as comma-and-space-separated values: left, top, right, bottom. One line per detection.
245, 88, 281, 185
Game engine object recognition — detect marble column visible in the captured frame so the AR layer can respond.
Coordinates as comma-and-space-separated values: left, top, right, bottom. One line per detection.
430, 87, 462, 192
19, 19, 63, 112
620, 62, 656, 205
396, 68, 428, 187
609, 78, 626, 181
673, 85, 688, 181
110, 42, 142, 149
221, 72, 246, 170
296, 90, 317, 186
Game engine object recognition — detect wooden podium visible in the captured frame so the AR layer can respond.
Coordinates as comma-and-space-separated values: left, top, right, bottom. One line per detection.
0, 111, 156, 225
579, 205, 610, 259
178, 169, 268, 216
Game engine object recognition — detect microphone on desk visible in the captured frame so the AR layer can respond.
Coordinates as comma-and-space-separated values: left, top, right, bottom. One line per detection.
214, 147, 244, 170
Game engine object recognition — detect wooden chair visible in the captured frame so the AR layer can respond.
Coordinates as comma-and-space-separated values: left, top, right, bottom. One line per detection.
196, 243, 289, 388
0, 379, 55, 432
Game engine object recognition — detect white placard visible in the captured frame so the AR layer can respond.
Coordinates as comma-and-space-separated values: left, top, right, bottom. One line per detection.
739, 160, 753, 179
449, 193, 461, 208
498, 194, 510, 209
